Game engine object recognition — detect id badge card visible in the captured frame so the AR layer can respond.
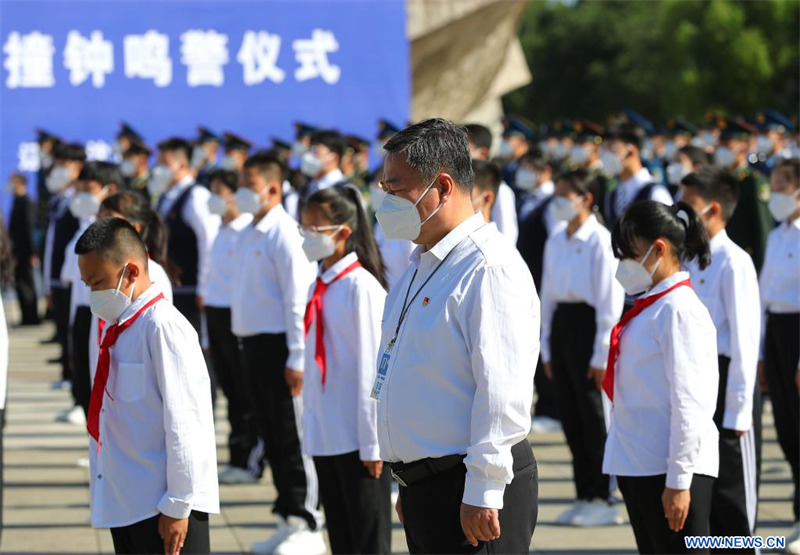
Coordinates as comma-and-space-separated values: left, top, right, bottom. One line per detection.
370, 338, 395, 401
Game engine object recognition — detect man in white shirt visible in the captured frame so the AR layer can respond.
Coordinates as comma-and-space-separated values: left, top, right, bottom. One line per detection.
681, 167, 761, 541
230, 152, 324, 555
299, 130, 349, 202
76, 218, 219, 555
375, 119, 539, 554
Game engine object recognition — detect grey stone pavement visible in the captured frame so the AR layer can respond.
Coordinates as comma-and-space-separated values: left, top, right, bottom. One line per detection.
0, 301, 795, 554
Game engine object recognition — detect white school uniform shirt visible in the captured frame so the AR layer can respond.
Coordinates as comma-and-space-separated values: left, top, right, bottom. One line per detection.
0, 301, 8, 411
302, 252, 386, 460
88, 284, 219, 528
306, 168, 345, 198
613, 167, 674, 217
490, 181, 519, 245
282, 180, 300, 221
61, 217, 94, 323
540, 214, 624, 368
230, 204, 316, 370
518, 179, 555, 223
374, 223, 415, 291
602, 271, 720, 489
157, 176, 220, 295
376, 213, 539, 509
686, 229, 761, 431
200, 213, 253, 308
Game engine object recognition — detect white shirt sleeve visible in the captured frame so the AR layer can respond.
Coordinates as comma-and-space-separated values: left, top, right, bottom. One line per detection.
0, 302, 8, 411
459, 263, 539, 509
658, 305, 718, 490
148, 315, 218, 519
720, 260, 761, 431
355, 281, 384, 461
491, 183, 519, 245
590, 239, 624, 369
539, 238, 556, 364
182, 186, 220, 297
650, 185, 675, 206
43, 220, 56, 293
274, 232, 314, 371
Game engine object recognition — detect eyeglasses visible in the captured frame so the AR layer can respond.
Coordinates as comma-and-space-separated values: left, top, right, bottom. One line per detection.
297, 224, 342, 236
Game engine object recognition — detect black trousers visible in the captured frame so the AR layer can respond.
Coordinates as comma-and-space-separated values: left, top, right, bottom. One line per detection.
14, 261, 39, 325
550, 303, 609, 501
110, 511, 209, 555
51, 285, 71, 381
205, 306, 253, 469
618, 474, 715, 554
400, 440, 538, 554
314, 451, 392, 554
69, 306, 92, 416
240, 333, 319, 528
764, 312, 800, 521
533, 357, 559, 420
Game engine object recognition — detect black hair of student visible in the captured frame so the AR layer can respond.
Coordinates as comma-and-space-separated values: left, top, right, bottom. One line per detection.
0, 212, 16, 288
157, 137, 192, 163
556, 169, 601, 209
680, 167, 739, 221
518, 149, 549, 172
209, 169, 239, 192
53, 142, 87, 162
244, 151, 286, 193
471, 160, 501, 196
678, 145, 713, 168
75, 217, 149, 267
611, 200, 711, 270
774, 157, 800, 186
78, 161, 123, 188
305, 186, 388, 290
100, 191, 179, 285
10, 172, 27, 185
605, 122, 646, 152
464, 124, 493, 151
309, 130, 346, 159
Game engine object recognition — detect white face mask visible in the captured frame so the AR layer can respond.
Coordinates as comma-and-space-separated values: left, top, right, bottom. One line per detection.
191, 146, 208, 169
89, 263, 134, 323
369, 183, 386, 213
46, 166, 72, 193
119, 159, 137, 178
552, 142, 568, 161
39, 151, 54, 170
207, 194, 229, 216
220, 155, 238, 171
714, 146, 736, 169
755, 136, 774, 156
147, 165, 172, 196
235, 187, 263, 215
768, 190, 800, 222
300, 151, 324, 178
515, 168, 538, 191
301, 226, 341, 262
549, 195, 581, 222
600, 150, 624, 177
666, 162, 689, 186
375, 177, 442, 241
570, 145, 590, 166
664, 141, 677, 160
614, 243, 661, 296
292, 142, 308, 159
497, 139, 514, 159
69, 191, 102, 219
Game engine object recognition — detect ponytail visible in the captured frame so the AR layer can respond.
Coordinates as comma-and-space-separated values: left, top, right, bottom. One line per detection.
671, 201, 711, 270
305, 185, 388, 290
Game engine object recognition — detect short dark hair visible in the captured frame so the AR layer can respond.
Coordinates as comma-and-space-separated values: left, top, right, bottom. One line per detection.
465, 124, 493, 151
209, 169, 239, 192
75, 217, 148, 267
557, 169, 601, 208
605, 122, 646, 151
773, 157, 800, 186
383, 118, 474, 192
678, 145, 713, 168
243, 151, 286, 186
10, 172, 26, 185
157, 137, 192, 163
53, 142, 87, 162
680, 167, 739, 221
472, 160, 501, 197
519, 149, 549, 172
310, 130, 346, 159
78, 161, 123, 188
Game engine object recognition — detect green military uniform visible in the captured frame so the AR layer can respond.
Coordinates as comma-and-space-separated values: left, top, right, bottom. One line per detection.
726, 164, 774, 273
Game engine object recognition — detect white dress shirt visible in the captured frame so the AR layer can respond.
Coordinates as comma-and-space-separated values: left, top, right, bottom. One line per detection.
89, 284, 219, 528
760, 217, 800, 314
282, 180, 300, 221
374, 224, 415, 291
307, 168, 345, 198
200, 213, 253, 308
157, 177, 220, 295
302, 252, 386, 460
687, 229, 761, 431
230, 204, 316, 370
540, 215, 624, 368
518, 179, 555, 223
376, 213, 539, 509
603, 271, 720, 489
61, 217, 94, 322
0, 301, 8, 411
613, 167, 674, 217
490, 181, 519, 245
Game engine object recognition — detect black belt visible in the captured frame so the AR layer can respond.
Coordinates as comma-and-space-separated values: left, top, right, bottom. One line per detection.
390, 454, 466, 487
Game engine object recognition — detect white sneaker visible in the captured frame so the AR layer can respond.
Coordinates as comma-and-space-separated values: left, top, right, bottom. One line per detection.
531, 415, 563, 433
56, 406, 86, 425
571, 499, 624, 527
219, 466, 259, 485
274, 516, 326, 555
556, 500, 588, 525
251, 516, 289, 554
786, 522, 800, 554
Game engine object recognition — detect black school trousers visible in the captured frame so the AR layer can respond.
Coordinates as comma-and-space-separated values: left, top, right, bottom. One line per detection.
109, 511, 209, 555
69, 305, 92, 416
14, 260, 39, 325
399, 440, 538, 554
51, 284, 71, 381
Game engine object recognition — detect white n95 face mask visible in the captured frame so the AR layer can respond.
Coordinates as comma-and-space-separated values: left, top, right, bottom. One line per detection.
147, 165, 172, 196
614, 243, 660, 296
666, 162, 689, 186
570, 145, 590, 166
515, 168, 538, 191
220, 155, 238, 171
119, 159, 137, 178
69, 192, 101, 219
207, 194, 228, 216
714, 146, 736, 169
302, 227, 341, 262
235, 187, 262, 215
369, 183, 386, 214
46, 166, 72, 193
549, 195, 581, 222
375, 178, 441, 241
90, 263, 134, 323
768, 190, 799, 222
300, 151, 323, 178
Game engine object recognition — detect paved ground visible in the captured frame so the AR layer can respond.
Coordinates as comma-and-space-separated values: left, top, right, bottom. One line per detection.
1, 302, 795, 554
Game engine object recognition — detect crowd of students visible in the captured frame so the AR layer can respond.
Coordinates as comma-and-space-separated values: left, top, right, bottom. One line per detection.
2, 111, 799, 554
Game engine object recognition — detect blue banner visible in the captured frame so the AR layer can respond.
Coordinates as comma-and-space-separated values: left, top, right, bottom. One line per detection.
0, 0, 409, 204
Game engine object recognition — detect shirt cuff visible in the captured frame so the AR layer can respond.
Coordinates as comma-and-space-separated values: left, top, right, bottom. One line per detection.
665, 471, 693, 490
359, 444, 381, 462
157, 494, 192, 519
285, 349, 304, 371
722, 408, 752, 432
462, 478, 506, 510
590, 351, 607, 370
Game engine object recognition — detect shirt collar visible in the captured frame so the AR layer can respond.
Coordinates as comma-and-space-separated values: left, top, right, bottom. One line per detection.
645, 270, 690, 298
709, 228, 729, 252
320, 251, 359, 284
314, 168, 344, 190
254, 203, 287, 232
228, 213, 253, 231
620, 167, 653, 190
117, 283, 161, 326
571, 214, 599, 242
787, 215, 800, 232
410, 212, 486, 266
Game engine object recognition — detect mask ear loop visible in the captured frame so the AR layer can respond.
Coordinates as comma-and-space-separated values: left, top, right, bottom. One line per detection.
115, 263, 129, 294
416, 176, 445, 226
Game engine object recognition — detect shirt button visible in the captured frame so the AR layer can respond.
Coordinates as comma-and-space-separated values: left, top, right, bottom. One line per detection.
97, 474, 102, 479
